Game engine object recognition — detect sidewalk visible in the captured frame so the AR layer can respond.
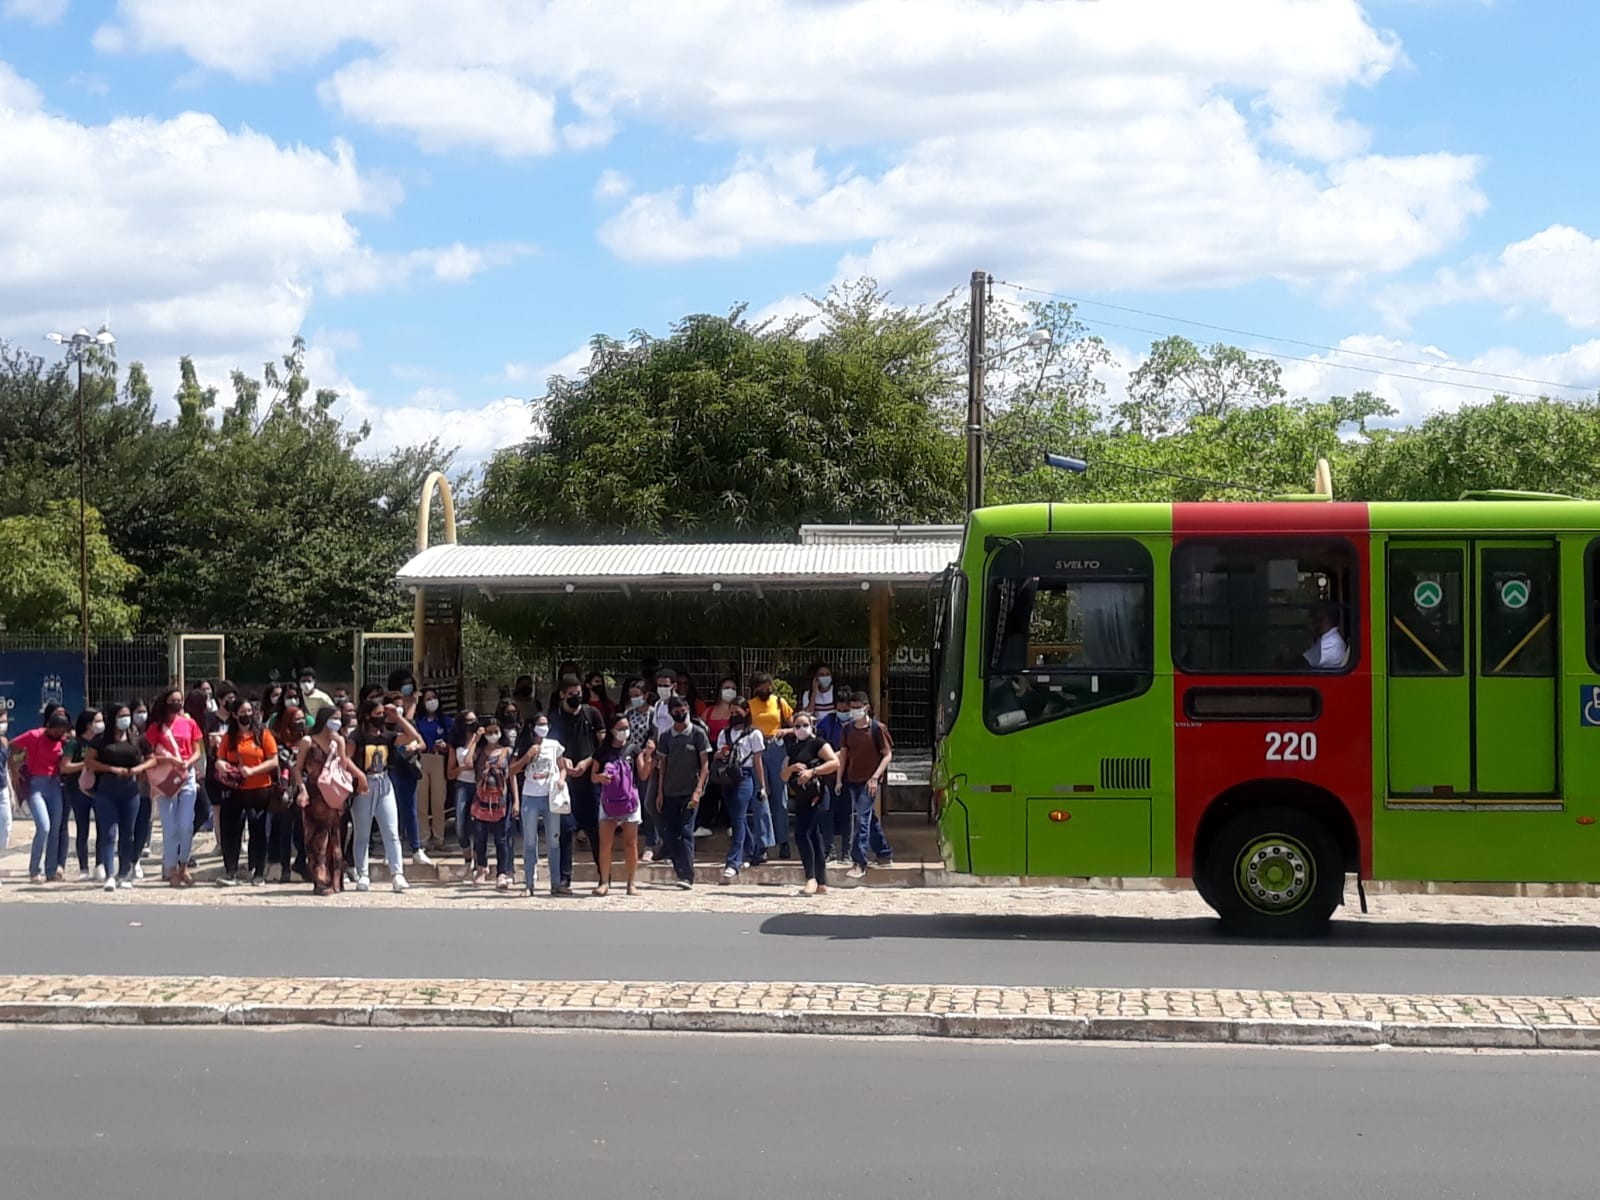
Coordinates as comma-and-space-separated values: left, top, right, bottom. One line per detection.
1, 972, 1597, 1049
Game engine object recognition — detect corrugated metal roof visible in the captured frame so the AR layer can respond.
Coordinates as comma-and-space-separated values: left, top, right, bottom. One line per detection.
395, 541, 957, 591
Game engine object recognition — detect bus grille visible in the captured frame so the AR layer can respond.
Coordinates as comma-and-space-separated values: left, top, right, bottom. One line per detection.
1099, 757, 1152, 791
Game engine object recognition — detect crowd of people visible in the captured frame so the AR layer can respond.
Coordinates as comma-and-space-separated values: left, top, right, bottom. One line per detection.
0, 662, 896, 899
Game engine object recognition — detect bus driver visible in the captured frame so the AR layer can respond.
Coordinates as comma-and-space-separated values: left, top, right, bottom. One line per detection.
1303, 602, 1349, 670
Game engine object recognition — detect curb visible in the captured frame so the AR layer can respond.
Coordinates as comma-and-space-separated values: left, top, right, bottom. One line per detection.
1, 999, 1596, 1049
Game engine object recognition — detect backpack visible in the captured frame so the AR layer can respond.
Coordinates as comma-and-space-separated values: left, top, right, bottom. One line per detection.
711, 729, 752, 791
599, 755, 640, 818
471, 752, 510, 823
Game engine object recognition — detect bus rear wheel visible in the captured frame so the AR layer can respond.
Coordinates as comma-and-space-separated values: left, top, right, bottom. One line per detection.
1202, 806, 1343, 937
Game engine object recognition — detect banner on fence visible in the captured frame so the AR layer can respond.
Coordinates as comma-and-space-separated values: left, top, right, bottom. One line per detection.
0, 651, 86, 734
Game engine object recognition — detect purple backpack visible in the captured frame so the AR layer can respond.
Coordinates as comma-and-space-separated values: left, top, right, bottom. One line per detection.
599, 756, 640, 818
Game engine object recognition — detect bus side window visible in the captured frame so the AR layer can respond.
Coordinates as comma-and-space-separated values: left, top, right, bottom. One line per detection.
1173, 539, 1358, 675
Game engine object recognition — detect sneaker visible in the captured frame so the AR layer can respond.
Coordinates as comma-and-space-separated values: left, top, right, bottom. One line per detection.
802, 878, 818, 896
102, 877, 117, 892
77, 869, 93, 882
249, 873, 265, 887
675, 879, 693, 891
413, 849, 436, 868
118, 876, 134, 890
496, 875, 510, 891
847, 865, 867, 879
216, 873, 240, 887
53, 868, 66, 882
356, 875, 371, 892
134, 863, 144, 880
693, 827, 712, 839
392, 874, 410, 893
639, 849, 655, 864
93, 864, 107, 883
29, 874, 45, 885
721, 867, 737, 884
344, 867, 359, 885
874, 857, 894, 868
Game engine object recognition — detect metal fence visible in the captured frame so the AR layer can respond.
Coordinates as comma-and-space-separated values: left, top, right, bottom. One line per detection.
0, 634, 172, 712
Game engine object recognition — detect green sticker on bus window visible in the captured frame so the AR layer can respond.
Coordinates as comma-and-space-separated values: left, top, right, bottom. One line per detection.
1412, 580, 1442, 611
1500, 578, 1530, 610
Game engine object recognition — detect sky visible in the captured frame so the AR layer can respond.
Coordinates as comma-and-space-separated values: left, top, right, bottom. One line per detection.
3, 0, 1599, 473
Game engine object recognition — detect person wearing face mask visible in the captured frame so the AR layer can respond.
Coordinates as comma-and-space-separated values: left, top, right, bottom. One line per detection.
590, 715, 643, 896
801, 664, 838, 719
837, 692, 895, 878
467, 717, 515, 887
712, 699, 767, 884
548, 674, 606, 892
694, 675, 741, 839
781, 712, 841, 896
296, 669, 334, 716
184, 683, 221, 847
214, 700, 281, 886
10, 708, 74, 884
85, 703, 153, 891
386, 672, 433, 871
448, 711, 481, 869
641, 698, 710, 889
146, 689, 205, 888
129, 701, 153, 876
60, 709, 104, 882
747, 672, 794, 861
0, 708, 12, 889
412, 687, 452, 855
349, 698, 423, 893
268, 706, 307, 882
293, 706, 366, 896
510, 713, 573, 895
583, 673, 615, 724
816, 698, 854, 864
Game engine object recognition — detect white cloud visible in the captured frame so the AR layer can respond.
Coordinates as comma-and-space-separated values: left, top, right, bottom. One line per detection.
0, 59, 41, 107
497, 344, 594, 387
323, 241, 536, 296
318, 61, 558, 157
1381, 224, 1600, 332
593, 169, 632, 202
3, 0, 68, 25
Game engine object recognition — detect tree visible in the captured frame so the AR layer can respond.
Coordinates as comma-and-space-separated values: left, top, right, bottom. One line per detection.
1115, 336, 1287, 437
0, 503, 140, 638
476, 281, 962, 540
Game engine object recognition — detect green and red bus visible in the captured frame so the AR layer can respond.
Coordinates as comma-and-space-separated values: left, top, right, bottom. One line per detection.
930, 495, 1600, 933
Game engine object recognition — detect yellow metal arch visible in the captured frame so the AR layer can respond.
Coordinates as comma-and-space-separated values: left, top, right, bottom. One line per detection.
413, 471, 458, 677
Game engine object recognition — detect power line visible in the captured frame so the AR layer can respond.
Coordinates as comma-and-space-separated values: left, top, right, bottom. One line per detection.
995, 279, 1599, 397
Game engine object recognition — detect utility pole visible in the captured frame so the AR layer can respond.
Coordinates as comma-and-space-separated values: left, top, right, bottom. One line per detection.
965, 269, 990, 512
75, 355, 90, 706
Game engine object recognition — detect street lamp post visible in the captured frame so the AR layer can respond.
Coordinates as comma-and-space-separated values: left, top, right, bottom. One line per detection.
45, 325, 115, 706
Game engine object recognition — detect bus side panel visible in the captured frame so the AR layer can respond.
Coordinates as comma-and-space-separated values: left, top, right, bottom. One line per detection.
1171, 506, 1375, 878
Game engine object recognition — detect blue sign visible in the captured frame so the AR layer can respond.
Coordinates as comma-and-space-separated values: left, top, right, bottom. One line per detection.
0, 652, 86, 734
1582, 685, 1600, 728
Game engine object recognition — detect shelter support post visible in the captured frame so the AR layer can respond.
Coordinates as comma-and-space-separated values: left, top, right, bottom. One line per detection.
868, 582, 893, 721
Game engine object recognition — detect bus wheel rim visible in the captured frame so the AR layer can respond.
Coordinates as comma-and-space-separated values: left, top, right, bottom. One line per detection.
1234, 836, 1314, 916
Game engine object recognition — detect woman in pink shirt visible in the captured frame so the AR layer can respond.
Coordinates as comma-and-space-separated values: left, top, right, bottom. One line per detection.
146, 687, 205, 887
8, 709, 72, 884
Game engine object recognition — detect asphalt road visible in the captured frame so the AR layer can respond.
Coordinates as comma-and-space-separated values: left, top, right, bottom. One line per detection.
1, 1029, 1594, 1199
2, 903, 1599, 994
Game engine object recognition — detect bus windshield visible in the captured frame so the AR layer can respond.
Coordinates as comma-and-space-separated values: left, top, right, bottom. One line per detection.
932, 566, 966, 741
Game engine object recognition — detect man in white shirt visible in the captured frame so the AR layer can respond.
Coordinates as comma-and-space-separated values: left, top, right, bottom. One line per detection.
1303, 603, 1349, 671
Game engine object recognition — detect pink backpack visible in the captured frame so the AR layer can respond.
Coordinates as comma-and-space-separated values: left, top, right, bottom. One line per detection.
599, 756, 639, 818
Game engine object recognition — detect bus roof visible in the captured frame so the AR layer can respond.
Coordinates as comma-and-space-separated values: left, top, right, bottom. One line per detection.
965, 498, 1600, 542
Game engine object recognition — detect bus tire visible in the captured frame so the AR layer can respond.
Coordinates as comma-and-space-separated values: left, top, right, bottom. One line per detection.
1201, 805, 1343, 937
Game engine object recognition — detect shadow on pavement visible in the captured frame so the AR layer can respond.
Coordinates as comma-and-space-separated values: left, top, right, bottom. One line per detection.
757, 911, 1600, 953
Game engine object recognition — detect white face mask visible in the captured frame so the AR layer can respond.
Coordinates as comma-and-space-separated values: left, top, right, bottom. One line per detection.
486, 732, 502, 744
721, 687, 737, 702
300, 682, 315, 694
533, 724, 550, 739
116, 716, 132, 731
657, 685, 672, 700
91, 720, 106, 736
205, 698, 218, 713
850, 707, 867, 723
424, 698, 440, 714
816, 676, 832, 690
795, 723, 813, 737
630, 695, 645, 709
133, 713, 147, 728
613, 729, 628, 744
326, 719, 342, 733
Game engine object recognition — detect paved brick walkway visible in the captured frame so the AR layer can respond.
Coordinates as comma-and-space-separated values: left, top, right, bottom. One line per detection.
1, 973, 1596, 1047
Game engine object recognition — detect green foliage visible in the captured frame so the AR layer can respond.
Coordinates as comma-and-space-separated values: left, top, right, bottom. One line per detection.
0, 503, 140, 638
476, 280, 963, 540
0, 337, 452, 634
1115, 336, 1287, 436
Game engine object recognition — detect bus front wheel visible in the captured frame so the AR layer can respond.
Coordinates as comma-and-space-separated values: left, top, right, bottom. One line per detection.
1201, 806, 1343, 937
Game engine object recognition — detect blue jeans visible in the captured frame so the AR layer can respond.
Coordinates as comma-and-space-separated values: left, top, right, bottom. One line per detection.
157, 772, 198, 875
26, 775, 64, 878
94, 776, 141, 880
520, 791, 564, 891
844, 780, 892, 868
723, 767, 757, 871
829, 782, 852, 855
392, 765, 421, 852
351, 772, 403, 879
760, 742, 789, 848
453, 780, 476, 851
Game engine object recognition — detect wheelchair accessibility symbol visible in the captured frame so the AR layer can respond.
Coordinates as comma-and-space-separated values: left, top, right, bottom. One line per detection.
1582, 686, 1600, 728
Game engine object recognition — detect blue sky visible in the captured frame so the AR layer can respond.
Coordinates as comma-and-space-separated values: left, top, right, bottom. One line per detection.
3, 0, 1598, 470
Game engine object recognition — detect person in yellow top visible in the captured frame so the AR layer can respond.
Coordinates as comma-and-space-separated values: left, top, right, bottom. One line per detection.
746, 673, 792, 861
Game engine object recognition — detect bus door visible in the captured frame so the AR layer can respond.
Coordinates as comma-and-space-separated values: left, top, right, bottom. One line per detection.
1385, 540, 1557, 798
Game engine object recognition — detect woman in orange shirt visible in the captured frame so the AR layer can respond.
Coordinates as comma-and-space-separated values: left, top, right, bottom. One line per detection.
214, 699, 280, 886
